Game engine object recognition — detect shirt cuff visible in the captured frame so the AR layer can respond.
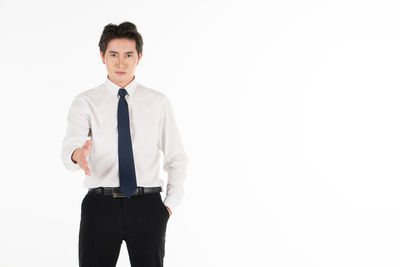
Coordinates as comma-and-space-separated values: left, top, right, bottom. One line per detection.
64, 147, 81, 171
163, 189, 184, 211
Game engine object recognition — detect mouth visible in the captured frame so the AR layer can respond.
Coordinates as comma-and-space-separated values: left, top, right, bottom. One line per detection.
116, 71, 126, 75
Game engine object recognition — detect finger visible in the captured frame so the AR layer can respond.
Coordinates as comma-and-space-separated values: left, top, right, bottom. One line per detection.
82, 164, 90, 174
78, 160, 87, 169
83, 143, 92, 153
80, 159, 89, 169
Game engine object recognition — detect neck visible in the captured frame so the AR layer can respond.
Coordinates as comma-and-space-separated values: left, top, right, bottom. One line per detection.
108, 74, 135, 88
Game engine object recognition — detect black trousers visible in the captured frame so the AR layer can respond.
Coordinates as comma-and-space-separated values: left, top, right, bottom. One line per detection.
78, 189, 170, 267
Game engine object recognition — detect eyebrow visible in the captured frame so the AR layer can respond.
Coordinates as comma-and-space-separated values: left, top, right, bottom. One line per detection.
108, 50, 135, 54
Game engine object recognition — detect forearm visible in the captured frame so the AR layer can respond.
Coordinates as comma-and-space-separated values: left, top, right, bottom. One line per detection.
60, 95, 91, 171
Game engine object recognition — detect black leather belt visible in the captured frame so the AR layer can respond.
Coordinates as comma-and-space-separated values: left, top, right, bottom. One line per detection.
88, 186, 162, 198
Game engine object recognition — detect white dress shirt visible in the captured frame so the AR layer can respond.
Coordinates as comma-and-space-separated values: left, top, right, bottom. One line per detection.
60, 76, 188, 210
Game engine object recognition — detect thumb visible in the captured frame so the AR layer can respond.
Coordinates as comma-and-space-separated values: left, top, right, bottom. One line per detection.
83, 140, 92, 147
83, 140, 92, 150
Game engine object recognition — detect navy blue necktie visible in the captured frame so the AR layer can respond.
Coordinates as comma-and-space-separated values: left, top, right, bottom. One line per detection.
117, 88, 137, 198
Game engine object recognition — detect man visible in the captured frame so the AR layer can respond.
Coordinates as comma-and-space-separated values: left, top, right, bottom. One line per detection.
60, 21, 188, 267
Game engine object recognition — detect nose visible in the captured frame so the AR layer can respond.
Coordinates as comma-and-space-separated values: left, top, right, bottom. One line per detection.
116, 57, 126, 68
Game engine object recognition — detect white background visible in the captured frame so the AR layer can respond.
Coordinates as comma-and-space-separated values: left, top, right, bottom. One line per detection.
0, 0, 399, 266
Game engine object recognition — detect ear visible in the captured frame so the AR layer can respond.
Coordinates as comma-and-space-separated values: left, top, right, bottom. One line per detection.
137, 52, 143, 65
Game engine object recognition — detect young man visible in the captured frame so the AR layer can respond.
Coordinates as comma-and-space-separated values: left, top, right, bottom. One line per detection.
60, 21, 188, 267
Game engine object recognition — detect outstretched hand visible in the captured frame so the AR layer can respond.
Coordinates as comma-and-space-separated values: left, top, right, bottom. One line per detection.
72, 140, 92, 176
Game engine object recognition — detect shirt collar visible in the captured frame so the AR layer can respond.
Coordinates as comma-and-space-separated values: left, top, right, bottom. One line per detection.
104, 74, 138, 97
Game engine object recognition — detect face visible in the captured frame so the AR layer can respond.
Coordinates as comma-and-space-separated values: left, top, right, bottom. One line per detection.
100, 38, 143, 87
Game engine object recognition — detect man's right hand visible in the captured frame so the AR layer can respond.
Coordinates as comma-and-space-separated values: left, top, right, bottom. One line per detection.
72, 140, 92, 176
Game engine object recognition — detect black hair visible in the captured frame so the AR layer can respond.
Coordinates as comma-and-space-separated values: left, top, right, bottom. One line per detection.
98, 21, 143, 55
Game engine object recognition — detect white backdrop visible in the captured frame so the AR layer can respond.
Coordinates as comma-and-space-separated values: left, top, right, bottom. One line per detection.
0, 0, 399, 266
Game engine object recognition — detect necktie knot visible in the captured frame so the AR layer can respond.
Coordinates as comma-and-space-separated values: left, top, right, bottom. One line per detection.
118, 88, 127, 98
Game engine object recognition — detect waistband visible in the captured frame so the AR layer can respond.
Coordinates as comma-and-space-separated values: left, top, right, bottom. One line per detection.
88, 186, 162, 198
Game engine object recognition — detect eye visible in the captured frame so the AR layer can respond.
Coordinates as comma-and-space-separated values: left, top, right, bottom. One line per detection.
111, 54, 116, 57
127, 55, 132, 57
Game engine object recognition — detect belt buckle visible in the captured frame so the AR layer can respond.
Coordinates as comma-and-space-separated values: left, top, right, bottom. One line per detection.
112, 188, 126, 198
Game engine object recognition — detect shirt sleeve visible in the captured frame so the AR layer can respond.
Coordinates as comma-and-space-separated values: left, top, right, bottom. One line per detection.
60, 95, 92, 171
157, 96, 189, 211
